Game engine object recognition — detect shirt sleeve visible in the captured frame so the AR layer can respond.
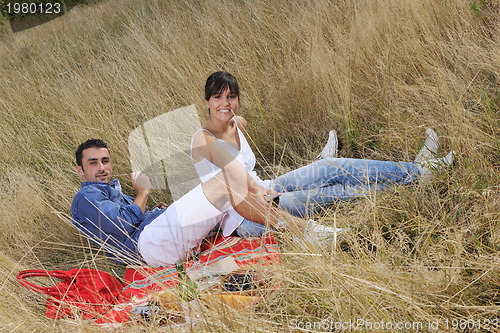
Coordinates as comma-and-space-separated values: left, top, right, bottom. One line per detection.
72, 188, 145, 237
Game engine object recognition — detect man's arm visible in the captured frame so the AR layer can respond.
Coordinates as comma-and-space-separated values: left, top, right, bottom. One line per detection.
131, 171, 151, 213
71, 187, 146, 236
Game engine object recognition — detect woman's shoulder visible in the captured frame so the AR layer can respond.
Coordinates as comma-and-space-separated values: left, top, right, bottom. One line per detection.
233, 116, 248, 131
192, 128, 217, 145
191, 129, 218, 162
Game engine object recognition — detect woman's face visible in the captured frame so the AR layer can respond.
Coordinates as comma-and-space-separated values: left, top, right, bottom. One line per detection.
206, 87, 239, 121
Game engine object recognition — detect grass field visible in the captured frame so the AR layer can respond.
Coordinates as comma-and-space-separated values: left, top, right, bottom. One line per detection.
0, 0, 499, 331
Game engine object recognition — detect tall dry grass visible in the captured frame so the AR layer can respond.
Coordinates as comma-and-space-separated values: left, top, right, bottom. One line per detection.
0, 0, 499, 331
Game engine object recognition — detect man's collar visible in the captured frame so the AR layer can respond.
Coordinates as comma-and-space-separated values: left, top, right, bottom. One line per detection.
81, 179, 121, 192
109, 179, 122, 192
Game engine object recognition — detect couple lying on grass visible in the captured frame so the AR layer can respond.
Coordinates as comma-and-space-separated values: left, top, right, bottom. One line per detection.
71, 71, 455, 267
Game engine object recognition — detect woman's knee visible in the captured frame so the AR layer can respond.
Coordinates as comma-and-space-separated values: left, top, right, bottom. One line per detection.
201, 177, 230, 211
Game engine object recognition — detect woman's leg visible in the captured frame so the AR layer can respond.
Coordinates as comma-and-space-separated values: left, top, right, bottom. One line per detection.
202, 171, 307, 231
273, 157, 420, 192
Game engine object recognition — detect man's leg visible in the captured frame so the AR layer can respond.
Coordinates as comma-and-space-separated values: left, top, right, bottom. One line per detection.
277, 182, 393, 217
236, 219, 273, 237
273, 158, 420, 192
271, 158, 419, 218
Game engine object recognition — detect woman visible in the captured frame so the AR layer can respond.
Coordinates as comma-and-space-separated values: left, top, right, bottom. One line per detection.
191, 71, 454, 237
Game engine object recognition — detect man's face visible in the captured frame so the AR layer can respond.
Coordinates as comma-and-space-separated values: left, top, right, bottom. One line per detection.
77, 147, 112, 183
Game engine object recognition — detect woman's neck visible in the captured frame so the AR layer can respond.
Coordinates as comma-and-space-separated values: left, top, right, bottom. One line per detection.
204, 116, 234, 138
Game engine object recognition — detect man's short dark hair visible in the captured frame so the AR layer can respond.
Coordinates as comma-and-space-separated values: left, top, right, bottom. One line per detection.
75, 139, 108, 168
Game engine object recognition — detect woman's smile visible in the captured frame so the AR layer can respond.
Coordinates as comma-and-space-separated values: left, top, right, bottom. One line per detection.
206, 87, 239, 121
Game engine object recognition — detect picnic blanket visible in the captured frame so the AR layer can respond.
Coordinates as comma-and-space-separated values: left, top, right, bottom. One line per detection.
95, 232, 281, 327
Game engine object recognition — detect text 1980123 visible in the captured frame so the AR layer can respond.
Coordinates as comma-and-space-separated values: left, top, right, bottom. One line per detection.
3, 2, 62, 15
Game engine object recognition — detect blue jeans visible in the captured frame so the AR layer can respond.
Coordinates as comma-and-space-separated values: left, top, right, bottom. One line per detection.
236, 157, 420, 237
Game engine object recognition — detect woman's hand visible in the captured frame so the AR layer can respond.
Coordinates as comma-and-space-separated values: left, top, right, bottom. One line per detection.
253, 186, 281, 208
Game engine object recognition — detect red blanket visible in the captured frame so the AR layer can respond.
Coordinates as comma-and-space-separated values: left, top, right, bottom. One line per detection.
95, 233, 281, 326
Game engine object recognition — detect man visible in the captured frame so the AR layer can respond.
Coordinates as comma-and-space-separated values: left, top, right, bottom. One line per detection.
72, 139, 165, 265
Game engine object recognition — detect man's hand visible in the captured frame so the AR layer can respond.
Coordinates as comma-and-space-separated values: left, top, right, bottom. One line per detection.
153, 202, 168, 209
131, 172, 151, 213
131, 171, 151, 195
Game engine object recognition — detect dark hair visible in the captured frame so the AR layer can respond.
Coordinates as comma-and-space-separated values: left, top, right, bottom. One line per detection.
75, 139, 108, 167
204, 71, 240, 101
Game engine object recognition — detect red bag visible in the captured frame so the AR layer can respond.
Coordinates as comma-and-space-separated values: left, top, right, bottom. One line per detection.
17, 269, 124, 320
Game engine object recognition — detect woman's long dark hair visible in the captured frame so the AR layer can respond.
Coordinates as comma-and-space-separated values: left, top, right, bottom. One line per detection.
204, 71, 240, 101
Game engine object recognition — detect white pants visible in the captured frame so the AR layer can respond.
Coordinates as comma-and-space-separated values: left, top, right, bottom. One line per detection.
138, 184, 224, 267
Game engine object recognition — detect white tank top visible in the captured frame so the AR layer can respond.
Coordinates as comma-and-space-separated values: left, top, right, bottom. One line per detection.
191, 120, 271, 188
190, 120, 272, 236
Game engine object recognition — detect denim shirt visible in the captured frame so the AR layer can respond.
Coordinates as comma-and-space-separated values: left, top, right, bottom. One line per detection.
71, 179, 165, 265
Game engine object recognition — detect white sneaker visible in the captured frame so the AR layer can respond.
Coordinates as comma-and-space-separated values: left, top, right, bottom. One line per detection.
317, 130, 339, 159
298, 219, 346, 248
415, 128, 439, 164
419, 151, 455, 184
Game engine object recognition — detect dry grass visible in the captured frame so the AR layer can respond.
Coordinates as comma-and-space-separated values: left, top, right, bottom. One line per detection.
0, 0, 499, 331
